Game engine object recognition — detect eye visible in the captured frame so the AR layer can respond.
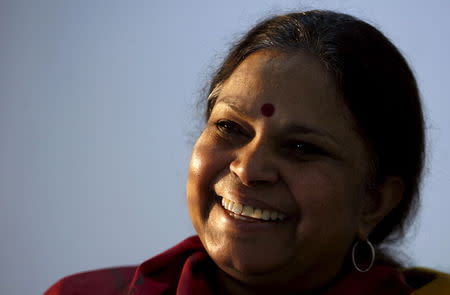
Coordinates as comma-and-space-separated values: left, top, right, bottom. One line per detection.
284, 140, 324, 157
215, 120, 245, 136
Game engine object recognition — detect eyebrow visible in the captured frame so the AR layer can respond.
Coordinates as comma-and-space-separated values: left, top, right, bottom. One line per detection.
214, 96, 253, 118
282, 123, 340, 146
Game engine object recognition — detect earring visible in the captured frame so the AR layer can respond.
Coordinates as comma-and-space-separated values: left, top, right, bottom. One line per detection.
352, 239, 375, 272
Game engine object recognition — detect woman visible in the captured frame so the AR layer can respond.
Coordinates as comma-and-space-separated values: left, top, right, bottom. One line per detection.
45, 10, 450, 295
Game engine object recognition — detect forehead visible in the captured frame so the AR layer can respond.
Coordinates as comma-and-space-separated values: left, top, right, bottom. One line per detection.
217, 50, 350, 126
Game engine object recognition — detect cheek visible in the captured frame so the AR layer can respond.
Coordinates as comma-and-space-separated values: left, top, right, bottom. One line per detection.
285, 166, 362, 268
186, 137, 228, 231
287, 164, 362, 232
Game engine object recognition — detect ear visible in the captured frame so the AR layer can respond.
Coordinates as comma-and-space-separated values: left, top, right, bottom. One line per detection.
357, 176, 404, 240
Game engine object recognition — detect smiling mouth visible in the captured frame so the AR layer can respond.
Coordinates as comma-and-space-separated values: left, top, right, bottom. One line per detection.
219, 196, 286, 222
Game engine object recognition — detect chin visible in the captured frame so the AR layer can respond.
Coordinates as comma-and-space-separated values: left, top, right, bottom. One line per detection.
203, 229, 295, 278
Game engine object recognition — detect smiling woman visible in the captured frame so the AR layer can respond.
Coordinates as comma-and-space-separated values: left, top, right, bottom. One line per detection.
45, 10, 450, 295
188, 51, 374, 290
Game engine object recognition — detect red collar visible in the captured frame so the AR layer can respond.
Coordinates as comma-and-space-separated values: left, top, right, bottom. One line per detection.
127, 236, 413, 295
127, 236, 215, 295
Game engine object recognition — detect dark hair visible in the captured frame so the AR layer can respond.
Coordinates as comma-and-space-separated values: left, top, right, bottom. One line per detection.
205, 10, 425, 250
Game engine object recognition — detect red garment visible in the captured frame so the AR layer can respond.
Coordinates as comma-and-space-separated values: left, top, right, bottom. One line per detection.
45, 236, 413, 295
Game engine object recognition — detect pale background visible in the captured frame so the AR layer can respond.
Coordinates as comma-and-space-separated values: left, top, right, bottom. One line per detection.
1, 0, 449, 294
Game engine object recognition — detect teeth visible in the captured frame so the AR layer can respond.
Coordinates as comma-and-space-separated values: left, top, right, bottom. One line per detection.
232, 203, 243, 214
270, 211, 278, 220
222, 198, 228, 210
227, 200, 233, 211
241, 205, 253, 217
252, 208, 262, 219
261, 209, 270, 221
220, 197, 286, 222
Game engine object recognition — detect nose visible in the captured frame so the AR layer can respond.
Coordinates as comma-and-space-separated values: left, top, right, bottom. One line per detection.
229, 139, 279, 186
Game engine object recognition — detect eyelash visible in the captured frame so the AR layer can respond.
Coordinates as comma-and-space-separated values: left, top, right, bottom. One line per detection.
215, 120, 245, 137
282, 141, 325, 157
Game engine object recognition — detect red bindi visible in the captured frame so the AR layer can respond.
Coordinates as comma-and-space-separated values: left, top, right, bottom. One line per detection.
261, 103, 275, 117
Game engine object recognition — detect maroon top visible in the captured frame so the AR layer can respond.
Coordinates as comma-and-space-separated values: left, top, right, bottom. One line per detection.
45, 236, 413, 295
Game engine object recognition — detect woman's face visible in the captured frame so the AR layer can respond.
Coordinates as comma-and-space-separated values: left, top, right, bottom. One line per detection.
187, 50, 372, 288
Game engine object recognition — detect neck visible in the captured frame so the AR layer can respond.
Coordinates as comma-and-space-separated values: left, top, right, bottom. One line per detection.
212, 266, 340, 295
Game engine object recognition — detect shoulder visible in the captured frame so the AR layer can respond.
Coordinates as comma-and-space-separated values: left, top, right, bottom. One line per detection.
44, 236, 205, 295
404, 267, 450, 295
44, 266, 137, 295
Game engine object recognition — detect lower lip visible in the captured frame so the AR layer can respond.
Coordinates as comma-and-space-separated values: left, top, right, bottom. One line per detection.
214, 200, 285, 233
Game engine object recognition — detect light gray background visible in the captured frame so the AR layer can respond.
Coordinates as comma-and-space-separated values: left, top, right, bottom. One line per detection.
1, 1, 449, 294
